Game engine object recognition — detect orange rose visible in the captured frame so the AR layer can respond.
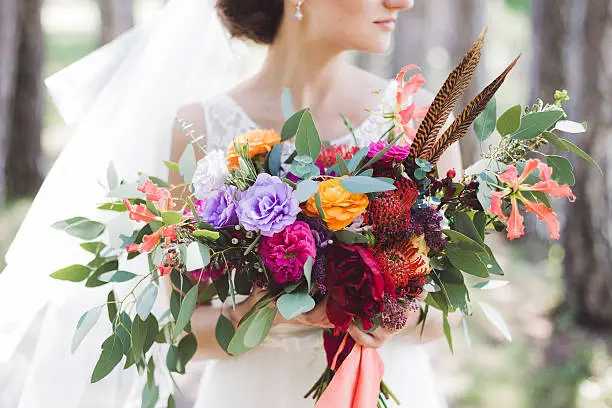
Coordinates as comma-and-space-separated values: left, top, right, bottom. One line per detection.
227, 129, 281, 170
305, 178, 369, 231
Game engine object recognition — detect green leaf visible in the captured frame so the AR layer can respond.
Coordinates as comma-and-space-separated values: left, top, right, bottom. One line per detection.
141, 383, 159, 408
155, 322, 176, 344
197, 284, 218, 304
415, 158, 433, 171
561, 139, 603, 174
146, 357, 155, 392
107, 290, 117, 323
101, 270, 137, 283
178, 332, 198, 367
294, 110, 322, 162
179, 144, 197, 183
510, 110, 564, 140
116, 312, 133, 354
340, 176, 396, 194
443, 282, 471, 316
132, 315, 159, 363
50, 264, 91, 282
98, 201, 127, 212
453, 212, 484, 244
277, 291, 315, 320
441, 230, 485, 252
414, 168, 427, 180
314, 192, 326, 219
541, 131, 569, 151
445, 245, 490, 278
336, 154, 350, 176
477, 175, 493, 211
335, 230, 369, 245
474, 96, 497, 141
479, 301, 512, 341
72, 306, 103, 353
162, 211, 183, 226
174, 286, 199, 337
348, 147, 369, 172
91, 334, 124, 383
267, 143, 283, 176
296, 179, 319, 202
496, 104, 522, 136
166, 345, 182, 373
472, 211, 486, 241
163, 160, 180, 173
192, 229, 220, 240
281, 109, 307, 141
168, 395, 177, 408
215, 314, 235, 352
281, 88, 294, 120
546, 155, 575, 186
304, 256, 314, 291
137, 283, 159, 320
478, 246, 504, 276
185, 242, 211, 271
555, 120, 587, 134
80, 241, 106, 255
227, 307, 276, 355
52, 217, 106, 240
443, 313, 454, 353
474, 280, 509, 290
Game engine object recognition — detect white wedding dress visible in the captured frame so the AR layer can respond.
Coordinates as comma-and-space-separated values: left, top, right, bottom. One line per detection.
167, 83, 448, 408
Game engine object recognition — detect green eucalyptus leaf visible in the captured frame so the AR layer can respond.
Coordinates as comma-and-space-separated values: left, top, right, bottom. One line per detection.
336, 154, 350, 176
340, 176, 396, 194
50, 264, 91, 282
267, 143, 283, 176
52, 217, 106, 240
496, 104, 522, 136
179, 144, 197, 183
72, 306, 103, 353
453, 212, 485, 244
294, 110, 322, 161
474, 96, 497, 141
277, 291, 315, 320
107, 290, 117, 323
163, 160, 180, 173
91, 334, 124, 383
178, 332, 198, 367
296, 179, 319, 202
107, 182, 145, 200
335, 230, 368, 245
185, 242, 211, 271
141, 383, 159, 408
443, 313, 454, 353
561, 139, 603, 174
281, 109, 307, 141
441, 230, 485, 252
479, 301, 512, 341
555, 120, 587, 134
541, 131, 569, 151
174, 286, 199, 337
510, 110, 564, 140
546, 155, 575, 186
136, 283, 158, 320
445, 245, 489, 278
215, 314, 235, 352
161, 211, 183, 226
348, 147, 369, 172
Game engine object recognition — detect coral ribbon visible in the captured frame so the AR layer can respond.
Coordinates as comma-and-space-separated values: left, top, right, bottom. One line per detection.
315, 341, 385, 408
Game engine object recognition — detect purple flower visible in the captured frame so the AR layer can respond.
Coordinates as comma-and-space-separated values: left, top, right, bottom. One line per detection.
237, 174, 300, 237
304, 216, 334, 249
408, 206, 447, 251
368, 140, 411, 166
198, 185, 239, 228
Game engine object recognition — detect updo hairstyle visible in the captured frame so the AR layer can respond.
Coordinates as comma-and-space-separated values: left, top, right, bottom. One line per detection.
216, 0, 285, 45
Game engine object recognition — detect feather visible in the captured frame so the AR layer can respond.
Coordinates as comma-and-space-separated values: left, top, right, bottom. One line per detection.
409, 28, 488, 158
427, 55, 521, 165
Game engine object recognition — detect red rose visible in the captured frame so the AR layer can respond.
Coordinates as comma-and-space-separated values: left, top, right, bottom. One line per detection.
325, 243, 386, 333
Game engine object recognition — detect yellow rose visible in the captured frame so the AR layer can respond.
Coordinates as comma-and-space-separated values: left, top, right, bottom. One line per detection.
305, 178, 369, 231
227, 129, 281, 170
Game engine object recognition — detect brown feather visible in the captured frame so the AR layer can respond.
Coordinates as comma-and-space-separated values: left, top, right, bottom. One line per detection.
427, 55, 521, 165
409, 28, 488, 158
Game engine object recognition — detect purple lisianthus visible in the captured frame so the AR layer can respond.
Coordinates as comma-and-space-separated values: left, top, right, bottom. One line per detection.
198, 185, 239, 228
368, 140, 411, 166
237, 174, 300, 237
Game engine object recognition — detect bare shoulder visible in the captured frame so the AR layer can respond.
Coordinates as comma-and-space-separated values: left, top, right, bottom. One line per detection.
349, 66, 392, 95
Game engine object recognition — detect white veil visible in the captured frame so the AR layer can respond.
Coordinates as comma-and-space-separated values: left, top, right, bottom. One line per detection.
0, 0, 262, 406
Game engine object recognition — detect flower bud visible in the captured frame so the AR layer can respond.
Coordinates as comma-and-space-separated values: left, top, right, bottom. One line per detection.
446, 169, 457, 179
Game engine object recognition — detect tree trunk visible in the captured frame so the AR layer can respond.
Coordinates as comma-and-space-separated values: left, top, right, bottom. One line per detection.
4, 0, 43, 200
0, 0, 21, 206
530, 1, 612, 407
98, 0, 134, 45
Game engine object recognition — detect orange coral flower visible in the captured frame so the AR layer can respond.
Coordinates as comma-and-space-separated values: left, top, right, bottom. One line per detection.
488, 159, 575, 240
304, 178, 369, 231
124, 199, 159, 223
226, 129, 281, 170
138, 180, 174, 211
394, 65, 429, 145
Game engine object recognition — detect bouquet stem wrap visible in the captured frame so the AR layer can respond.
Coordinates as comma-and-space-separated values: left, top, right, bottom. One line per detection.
316, 333, 385, 408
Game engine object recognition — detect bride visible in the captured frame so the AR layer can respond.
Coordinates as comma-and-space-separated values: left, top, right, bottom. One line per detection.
1, 0, 462, 407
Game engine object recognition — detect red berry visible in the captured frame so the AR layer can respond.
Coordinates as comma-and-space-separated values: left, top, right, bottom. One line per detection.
446, 169, 457, 179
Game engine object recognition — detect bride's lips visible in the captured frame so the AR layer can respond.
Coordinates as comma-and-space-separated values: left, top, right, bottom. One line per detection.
374, 18, 396, 31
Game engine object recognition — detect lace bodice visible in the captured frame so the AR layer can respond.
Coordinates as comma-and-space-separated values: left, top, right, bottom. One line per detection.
202, 80, 397, 151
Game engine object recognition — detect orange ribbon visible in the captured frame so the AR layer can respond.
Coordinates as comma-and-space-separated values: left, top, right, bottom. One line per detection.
315, 336, 385, 408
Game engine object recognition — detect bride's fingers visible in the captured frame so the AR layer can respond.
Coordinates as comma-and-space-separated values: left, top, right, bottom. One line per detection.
347, 324, 379, 348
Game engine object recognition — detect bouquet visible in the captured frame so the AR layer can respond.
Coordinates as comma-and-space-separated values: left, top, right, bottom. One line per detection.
51, 30, 598, 407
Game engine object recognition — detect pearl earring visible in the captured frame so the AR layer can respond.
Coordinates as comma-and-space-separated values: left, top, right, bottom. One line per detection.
294, 1, 304, 21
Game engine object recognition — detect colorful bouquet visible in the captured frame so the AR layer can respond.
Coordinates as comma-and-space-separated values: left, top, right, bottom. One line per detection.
51, 30, 598, 407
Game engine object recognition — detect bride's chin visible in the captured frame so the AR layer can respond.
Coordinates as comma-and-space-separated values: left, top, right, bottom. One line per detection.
358, 36, 393, 55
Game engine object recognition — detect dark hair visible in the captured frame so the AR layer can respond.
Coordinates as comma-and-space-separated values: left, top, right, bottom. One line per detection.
216, 0, 285, 45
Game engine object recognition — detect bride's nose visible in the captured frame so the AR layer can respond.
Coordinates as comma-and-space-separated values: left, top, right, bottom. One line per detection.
383, 0, 415, 10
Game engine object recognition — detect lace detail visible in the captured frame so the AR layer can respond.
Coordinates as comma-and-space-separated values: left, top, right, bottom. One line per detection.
202, 80, 397, 150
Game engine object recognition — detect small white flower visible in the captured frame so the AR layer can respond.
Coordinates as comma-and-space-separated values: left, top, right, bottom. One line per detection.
192, 149, 229, 199
439, 211, 450, 230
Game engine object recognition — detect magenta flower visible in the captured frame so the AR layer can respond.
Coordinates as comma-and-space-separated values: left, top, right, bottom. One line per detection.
258, 221, 317, 285
367, 140, 411, 166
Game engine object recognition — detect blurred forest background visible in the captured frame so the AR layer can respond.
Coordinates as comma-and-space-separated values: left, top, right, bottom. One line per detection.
0, 0, 611, 407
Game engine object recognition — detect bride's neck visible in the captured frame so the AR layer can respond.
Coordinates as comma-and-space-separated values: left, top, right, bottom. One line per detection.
253, 34, 350, 109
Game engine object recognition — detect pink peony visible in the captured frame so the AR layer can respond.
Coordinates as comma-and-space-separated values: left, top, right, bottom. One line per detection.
367, 140, 411, 166
259, 222, 317, 285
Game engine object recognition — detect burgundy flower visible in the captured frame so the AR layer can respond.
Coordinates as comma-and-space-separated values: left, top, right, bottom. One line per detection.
325, 243, 386, 333
323, 331, 356, 369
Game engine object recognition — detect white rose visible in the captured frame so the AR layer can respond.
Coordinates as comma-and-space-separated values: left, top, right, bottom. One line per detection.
192, 149, 229, 199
